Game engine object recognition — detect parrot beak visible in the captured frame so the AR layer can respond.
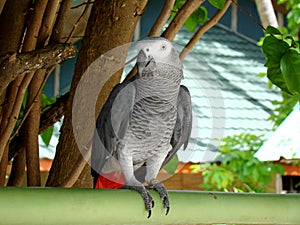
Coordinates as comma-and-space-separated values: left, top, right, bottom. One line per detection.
145, 57, 154, 67
137, 48, 156, 70
138, 48, 152, 61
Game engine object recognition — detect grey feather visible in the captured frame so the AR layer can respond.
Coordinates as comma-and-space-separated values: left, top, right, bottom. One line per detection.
91, 80, 135, 180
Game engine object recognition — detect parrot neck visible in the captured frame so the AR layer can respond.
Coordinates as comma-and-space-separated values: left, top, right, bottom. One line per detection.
135, 77, 180, 108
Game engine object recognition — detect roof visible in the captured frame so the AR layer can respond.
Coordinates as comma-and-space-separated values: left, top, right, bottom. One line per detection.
174, 25, 281, 163
255, 104, 300, 161
38, 25, 281, 164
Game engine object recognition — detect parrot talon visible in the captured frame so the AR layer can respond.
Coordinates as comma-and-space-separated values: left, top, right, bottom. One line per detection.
165, 205, 170, 215
147, 210, 152, 219
149, 180, 170, 214
123, 184, 154, 218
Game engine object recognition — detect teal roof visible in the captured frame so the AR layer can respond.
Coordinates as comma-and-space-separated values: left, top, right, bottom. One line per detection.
255, 104, 300, 161
173, 25, 281, 163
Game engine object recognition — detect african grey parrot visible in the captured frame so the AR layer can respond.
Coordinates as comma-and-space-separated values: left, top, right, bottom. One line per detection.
91, 36, 192, 217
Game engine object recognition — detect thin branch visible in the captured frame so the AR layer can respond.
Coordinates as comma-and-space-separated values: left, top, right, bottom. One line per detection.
148, 0, 176, 37
71, 1, 94, 9
179, 0, 232, 61
0, 43, 77, 96
232, 0, 265, 31
0, 0, 48, 163
51, 0, 73, 43
8, 92, 69, 161
38, 0, 61, 47
9, 66, 55, 141
162, 0, 204, 41
124, 0, 176, 82
65, 0, 93, 43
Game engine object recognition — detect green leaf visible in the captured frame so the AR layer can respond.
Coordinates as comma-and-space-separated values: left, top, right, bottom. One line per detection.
262, 36, 292, 94
262, 36, 289, 66
163, 154, 179, 175
281, 48, 300, 95
265, 26, 282, 35
41, 93, 56, 108
208, 0, 226, 9
40, 125, 54, 147
266, 65, 292, 94
184, 6, 208, 32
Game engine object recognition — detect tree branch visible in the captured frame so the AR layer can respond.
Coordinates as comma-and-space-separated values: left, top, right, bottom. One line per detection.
0, 43, 76, 96
124, 0, 177, 82
50, 0, 73, 42
179, 0, 232, 61
8, 92, 69, 161
10, 67, 55, 142
65, 0, 93, 43
162, 0, 204, 41
148, 0, 176, 36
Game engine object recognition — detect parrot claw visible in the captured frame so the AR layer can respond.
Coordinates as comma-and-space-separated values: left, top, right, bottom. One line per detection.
123, 184, 154, 218
148, 180, 170, 215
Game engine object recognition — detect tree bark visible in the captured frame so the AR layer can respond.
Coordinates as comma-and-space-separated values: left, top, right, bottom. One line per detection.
162, 0, 204, 41
0, 0, 31, 182
46, 0, 148, 188
0, 44, 76, 97
8, 93, 68, 162
24, 0, 63, 187
0, 0, 31, 134
51, 0, 74, 43
0, 0, 5, 14
0, 144, 8, 186
0, 43, 76, 161
180, 0, 232, 60
0, 0, 31, 55
7, 150, 26, 186
148, 0, 176, 36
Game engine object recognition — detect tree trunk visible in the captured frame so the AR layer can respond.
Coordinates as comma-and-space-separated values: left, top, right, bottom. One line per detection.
46, 0, 148, 188
0, 0, 31, 183
0, 0, 31, 129
255, 0, 278, 28
24, 0, 61, 187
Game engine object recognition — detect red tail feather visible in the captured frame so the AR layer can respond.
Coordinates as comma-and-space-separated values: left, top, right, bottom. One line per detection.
95, 171, 126, 189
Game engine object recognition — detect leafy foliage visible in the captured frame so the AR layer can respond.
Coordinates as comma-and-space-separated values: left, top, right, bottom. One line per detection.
172, 0, 227, 32
261, 26, 300, 128
172, 0, 208, 32
208, 0, 226, 9
268, 92, 299, 129
191, 134, 285, 192
163, 154, 179, 174
40, 126, 54, 147
262, 26, 300, 95
40, 94, 56, 146
278, 0, 300, 39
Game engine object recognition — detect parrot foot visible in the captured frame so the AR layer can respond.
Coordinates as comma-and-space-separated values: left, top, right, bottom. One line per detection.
123, 184, 154, 218
148, 179, 170, 215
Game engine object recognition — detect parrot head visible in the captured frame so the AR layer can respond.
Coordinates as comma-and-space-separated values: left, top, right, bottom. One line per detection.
136, 37, 183, 80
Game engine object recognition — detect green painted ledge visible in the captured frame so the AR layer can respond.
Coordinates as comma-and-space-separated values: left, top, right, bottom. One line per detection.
0, 188, 299, 225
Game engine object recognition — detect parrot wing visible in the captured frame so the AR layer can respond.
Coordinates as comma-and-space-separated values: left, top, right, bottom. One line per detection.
91, 79, 136, 185
163, 85, 193, 166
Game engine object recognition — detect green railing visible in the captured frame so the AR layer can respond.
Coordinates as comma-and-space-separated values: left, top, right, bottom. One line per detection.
0, 188, 299, 224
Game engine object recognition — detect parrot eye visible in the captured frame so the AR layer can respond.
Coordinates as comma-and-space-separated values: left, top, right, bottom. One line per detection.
160, 43, 167, 51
